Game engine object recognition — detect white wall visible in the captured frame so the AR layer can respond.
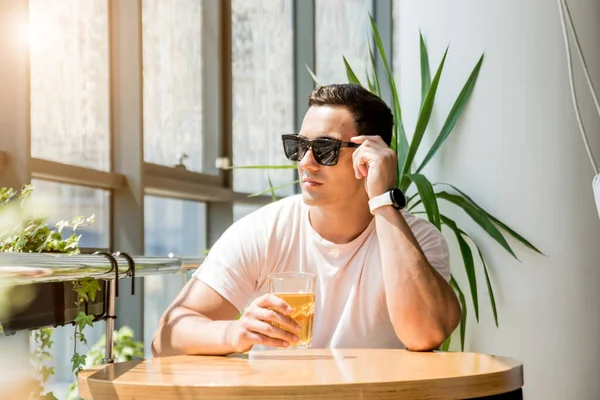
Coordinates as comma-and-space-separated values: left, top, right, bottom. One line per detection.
394, 1, 600, 399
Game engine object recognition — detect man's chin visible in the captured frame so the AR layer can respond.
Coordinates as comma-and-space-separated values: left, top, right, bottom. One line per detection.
301, 191, 327, 206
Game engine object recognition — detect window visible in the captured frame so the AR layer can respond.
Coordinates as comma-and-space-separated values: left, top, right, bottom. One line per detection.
233, 203, 263, 222
29, 180, 110, 397
142, 0, 210, 174
315, 0, 373, 85
29, 0, 110, 171
231, 0, 296, 197
143, 196, 207, 358
30, 180, 110, 249
0, 1, 397, 397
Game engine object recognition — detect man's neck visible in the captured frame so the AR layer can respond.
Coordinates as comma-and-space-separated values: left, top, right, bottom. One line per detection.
308, 200, 373, 244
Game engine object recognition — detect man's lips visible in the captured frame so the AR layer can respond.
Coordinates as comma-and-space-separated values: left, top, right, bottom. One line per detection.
302, 178, 322, 186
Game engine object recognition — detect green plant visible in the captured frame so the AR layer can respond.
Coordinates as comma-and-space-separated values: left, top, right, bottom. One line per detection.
64, 325, 144, 400
236, 16, 543, 351
0, 184, 98, 398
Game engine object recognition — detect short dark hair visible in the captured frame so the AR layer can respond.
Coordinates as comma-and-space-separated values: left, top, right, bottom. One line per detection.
308, 83, 394, 146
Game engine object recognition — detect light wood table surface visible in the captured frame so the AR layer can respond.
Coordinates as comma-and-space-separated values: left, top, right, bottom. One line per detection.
78, 348, 523, 400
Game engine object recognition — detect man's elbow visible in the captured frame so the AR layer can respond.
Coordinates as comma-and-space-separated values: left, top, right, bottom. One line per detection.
402, 328, 448, 352
150, 323, 168, 357
401, 305, 462, 352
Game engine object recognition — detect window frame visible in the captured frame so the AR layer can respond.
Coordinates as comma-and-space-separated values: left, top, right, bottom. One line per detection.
0, 0, 392, 346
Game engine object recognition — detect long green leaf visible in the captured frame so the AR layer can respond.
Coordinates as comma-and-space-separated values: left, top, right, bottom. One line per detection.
440, 334, 451, 352
436, 191, 518, 259
475, 244, 498, 327
406, 192, 419, 204
306, 64, 320, 86
416, 54, 484, 173
369, 14, 408, 164
368, 40, 381, 97
366, 72, 375, 93
230, 165, 297, 170
267, 176, 277, 202
436, 183, 544, 255
408, 197, 422, 212
406, 173, 441, 230
442, 215, 479, 322
450, 276, 468, 351
343, 56, 362, 86
248, 179, 300, 198
456, 226, 499, 328
419, 30, 431, 109
400, 47, 449, 192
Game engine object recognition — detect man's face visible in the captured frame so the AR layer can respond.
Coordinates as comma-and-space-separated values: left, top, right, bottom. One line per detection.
296, 105, 366, 207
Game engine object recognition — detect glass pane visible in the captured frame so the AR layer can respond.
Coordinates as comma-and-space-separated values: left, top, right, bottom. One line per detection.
30, 180, 110, 249
142, 0, 208, 173
143, 196, 207, 358
27, 180, 110, 397
315, 0, 373, 85
29, 0, 110, 171
233, 203, 262, 222
392, 0, 401, 80
231, 0, 296, 196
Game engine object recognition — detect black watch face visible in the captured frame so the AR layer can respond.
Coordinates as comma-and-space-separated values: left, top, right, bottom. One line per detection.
390, 188, 406, 209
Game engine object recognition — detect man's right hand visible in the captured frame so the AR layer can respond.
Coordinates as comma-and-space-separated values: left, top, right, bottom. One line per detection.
226, 294, 302, 353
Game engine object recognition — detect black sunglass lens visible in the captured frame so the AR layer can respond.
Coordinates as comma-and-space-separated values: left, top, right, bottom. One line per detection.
313, 140, 339, 166
283, 137, 305, 161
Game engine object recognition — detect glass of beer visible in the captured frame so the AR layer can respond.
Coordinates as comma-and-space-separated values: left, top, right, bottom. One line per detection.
268, 272, 316, 349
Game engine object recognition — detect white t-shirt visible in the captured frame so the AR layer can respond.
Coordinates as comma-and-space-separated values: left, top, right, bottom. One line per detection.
193, 194, 451, 349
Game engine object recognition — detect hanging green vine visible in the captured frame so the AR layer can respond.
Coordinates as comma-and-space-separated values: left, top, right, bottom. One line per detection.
30, 327, 56, 400
71, 278, 102, 373
0, 184, 97, 399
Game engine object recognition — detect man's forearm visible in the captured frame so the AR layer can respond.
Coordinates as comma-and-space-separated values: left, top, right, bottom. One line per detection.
374, 206, 461, 351
152, 306, 236, 357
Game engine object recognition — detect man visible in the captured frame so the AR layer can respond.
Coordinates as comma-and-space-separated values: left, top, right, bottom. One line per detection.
152, 83, 461, 356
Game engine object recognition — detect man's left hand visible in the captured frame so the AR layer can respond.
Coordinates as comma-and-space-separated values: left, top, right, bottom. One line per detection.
350, 135, 398, 199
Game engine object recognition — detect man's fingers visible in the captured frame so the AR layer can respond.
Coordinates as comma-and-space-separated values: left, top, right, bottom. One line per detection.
352, 146, 376, 179
351, 135, 388, 148
243, 331, 290, 349
247, 319, 299, 344
255, 294, 293, 316
254, 308, 302, 335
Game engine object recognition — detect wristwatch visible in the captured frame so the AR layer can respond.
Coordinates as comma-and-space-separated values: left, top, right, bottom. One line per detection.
368, 188, 406, 214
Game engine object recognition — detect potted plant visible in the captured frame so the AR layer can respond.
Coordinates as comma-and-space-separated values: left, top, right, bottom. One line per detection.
237, 16, 543, 351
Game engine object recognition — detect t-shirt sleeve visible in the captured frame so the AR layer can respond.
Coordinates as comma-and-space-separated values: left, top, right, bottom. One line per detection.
405, 212, 451, 282
192, 214, 264, 313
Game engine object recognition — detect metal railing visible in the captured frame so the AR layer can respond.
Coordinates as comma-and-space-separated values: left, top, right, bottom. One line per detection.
0, 252, 205, 363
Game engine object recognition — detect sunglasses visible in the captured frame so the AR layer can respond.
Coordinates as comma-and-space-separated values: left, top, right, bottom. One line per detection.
281, 134, 359, 166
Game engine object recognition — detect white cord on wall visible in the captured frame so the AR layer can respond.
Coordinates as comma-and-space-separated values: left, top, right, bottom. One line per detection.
557, 0, 600, 175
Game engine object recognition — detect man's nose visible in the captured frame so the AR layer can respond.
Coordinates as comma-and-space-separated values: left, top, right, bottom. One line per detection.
299, 147, 319, 171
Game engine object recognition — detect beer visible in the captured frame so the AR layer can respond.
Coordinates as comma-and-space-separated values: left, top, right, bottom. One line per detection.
273, 292, 315, 348
268, 272, 316, 349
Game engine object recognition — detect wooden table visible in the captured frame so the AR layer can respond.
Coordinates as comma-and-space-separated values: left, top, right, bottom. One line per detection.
78, 349, 524, 400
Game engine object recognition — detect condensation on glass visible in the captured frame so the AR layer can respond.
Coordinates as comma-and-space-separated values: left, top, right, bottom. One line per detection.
29, 0, 110, 171
143, 195, 207, 358
142, 0, 206, 173
231, 0, 296, 196
315, 0, 373, 86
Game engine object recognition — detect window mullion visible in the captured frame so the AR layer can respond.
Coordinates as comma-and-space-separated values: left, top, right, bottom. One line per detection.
108, 0, 145, 342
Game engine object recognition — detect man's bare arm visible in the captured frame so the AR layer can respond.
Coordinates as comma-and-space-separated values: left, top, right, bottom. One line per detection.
351, 135, 460, 351
375, 206, 461, 351
151, 278, 301, 357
